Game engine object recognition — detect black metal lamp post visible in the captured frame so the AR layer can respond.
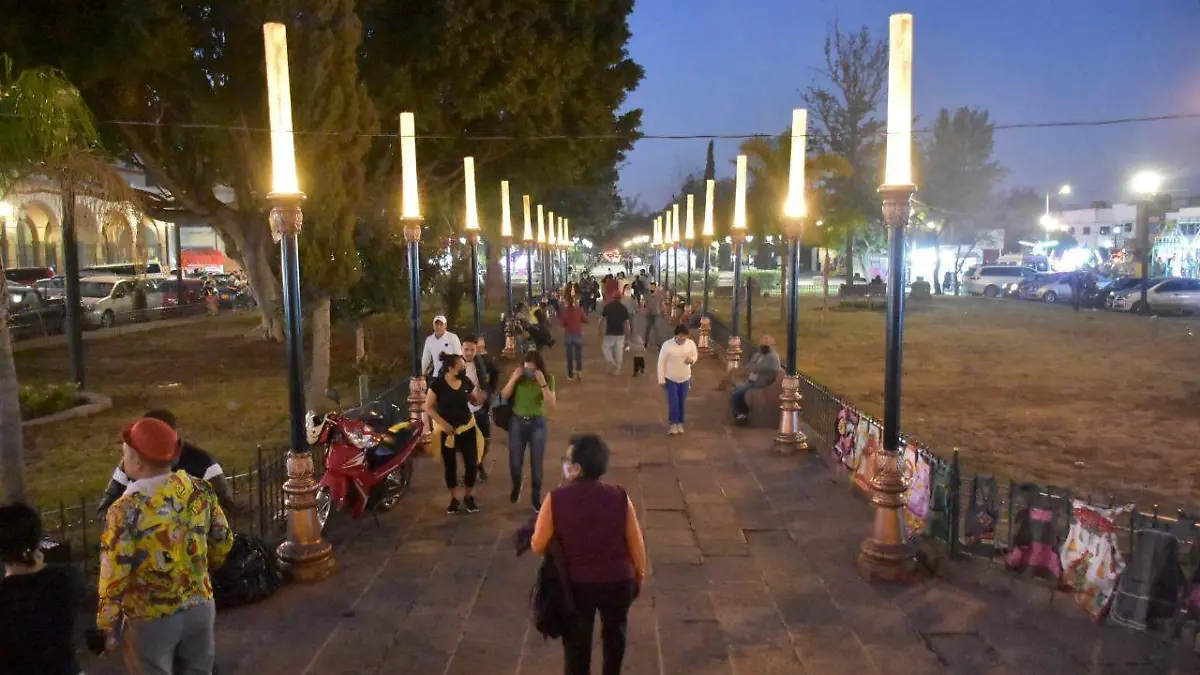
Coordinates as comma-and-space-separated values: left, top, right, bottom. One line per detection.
776, 108, 809, 450
859, 12, 919, 583
262, 22, 332, 582
727, 155, 749, 370
463, 157, 482, 336
501, 185, 518, 359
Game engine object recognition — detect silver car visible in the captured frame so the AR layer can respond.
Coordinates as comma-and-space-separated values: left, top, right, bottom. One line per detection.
1111, 277, 1200, 315
1028, 273, 1111, 304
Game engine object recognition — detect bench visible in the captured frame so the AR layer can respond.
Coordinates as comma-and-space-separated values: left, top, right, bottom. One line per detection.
730, 369, 784, 428
837, 283, 887, 309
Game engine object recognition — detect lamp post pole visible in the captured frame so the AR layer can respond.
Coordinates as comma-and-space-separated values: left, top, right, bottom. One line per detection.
775, 220, 807, 449
469, 234, 481, 335
526, 244, 534, 303
402, 217, 430, 440
503, 235, 517, 359
858, 12, 918, 583
727, 230, 745, 370
699, 237, 713, 356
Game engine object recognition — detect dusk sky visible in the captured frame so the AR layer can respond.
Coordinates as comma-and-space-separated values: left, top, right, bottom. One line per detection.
618, 0, 1200, 210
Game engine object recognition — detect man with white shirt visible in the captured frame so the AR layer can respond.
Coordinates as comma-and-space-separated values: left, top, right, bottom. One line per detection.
657, 323, 699, 435
421, 315, 463, 379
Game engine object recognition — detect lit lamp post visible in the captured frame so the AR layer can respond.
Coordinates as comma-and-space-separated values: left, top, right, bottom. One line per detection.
1040, 183, 1071, 255
528, 203, 539, 302
396, 111, 431, 447
671, 202, 681, 317
776, 108, 809, 450
727, 155, 749, 370
652, 216, 663, 286
859, 12, 918, 583
664, 208, 675, 317
463, 157, 482, 335
562, 218, 571, 284
685, 195, 695, 306
501, 185, 518, 359
1131, 170, 1164, 312
262, 22, 333, 581
546, 209, 556, 297
699, 179, 716, 355
536, 205, 547, 298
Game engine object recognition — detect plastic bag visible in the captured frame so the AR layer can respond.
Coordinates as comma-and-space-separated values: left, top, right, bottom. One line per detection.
212, 533, 284, 609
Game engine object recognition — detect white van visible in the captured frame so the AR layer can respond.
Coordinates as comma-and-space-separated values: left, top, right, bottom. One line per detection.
963, 265, 1038, 298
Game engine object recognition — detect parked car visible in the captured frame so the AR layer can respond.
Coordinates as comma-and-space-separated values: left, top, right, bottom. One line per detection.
79, 275, 152, 328
963, 265, 1038, 297
1102, 277, 1159, 310
80, 262, 162, 278
1027, 273, 1112, 304
153, 277, 205, 309
33, 275, 66, 299
7, 285, 66, 340
5, 266, 56, 285
1004, 272, 1054, 299
1111, 277, 1200, 315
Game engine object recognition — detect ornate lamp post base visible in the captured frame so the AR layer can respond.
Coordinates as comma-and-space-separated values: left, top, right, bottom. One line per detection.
697, 315, 713, 356
277, 450, 334, 581
774, 374, 808, 449
725, 335, 743, 370
857, 450, 918, 582
501, 315, 519, 360
407, 375, 430, 446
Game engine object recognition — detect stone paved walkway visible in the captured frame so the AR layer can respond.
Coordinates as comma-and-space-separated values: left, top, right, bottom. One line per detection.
87, 326, 1199, 675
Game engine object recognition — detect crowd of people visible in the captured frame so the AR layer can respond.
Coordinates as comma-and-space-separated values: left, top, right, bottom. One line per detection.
0, 265, 782, 675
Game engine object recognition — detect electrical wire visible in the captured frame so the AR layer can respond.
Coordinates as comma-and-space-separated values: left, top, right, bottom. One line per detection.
1, 111, 1197, 140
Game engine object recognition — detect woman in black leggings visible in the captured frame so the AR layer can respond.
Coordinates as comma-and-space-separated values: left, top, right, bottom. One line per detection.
425, 353, 487, 514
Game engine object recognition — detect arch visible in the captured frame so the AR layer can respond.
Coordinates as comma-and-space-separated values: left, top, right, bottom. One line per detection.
20, 200, 60, 271
15, 216, 40, 268
74, 204, 101, 268
139, 220, 164, 268
101, 212, 134, 264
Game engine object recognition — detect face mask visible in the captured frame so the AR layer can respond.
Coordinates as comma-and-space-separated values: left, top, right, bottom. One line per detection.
562, 461, 578, 480
760, 344, 771, 354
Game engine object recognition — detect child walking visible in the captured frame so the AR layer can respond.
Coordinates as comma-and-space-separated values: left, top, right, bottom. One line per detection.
631, 334, 646, 376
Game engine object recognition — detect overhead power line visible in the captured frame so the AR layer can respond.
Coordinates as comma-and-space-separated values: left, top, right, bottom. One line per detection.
1, 111, 1197, 140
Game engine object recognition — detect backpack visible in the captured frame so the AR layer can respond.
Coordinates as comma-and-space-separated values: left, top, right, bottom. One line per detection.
211, 534, 285, 609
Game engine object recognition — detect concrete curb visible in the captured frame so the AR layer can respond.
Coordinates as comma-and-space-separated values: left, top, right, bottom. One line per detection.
21, 391, 114, 429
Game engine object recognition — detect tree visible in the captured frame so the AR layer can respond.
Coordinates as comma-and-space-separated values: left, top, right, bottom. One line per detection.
918, 107, 1005, 293
0, 56, 113, 502
802, 22, 888, 285
994, 187, 1046, 252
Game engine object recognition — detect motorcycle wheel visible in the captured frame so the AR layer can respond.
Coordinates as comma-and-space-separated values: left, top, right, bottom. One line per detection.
378, 460, 415, 511
316, 488, 332, 533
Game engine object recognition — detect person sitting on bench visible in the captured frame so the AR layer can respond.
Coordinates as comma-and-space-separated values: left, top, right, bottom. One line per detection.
731, 335, 781, 424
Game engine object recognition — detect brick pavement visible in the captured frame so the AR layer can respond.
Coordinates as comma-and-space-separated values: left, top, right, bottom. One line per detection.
86, 327, 1199, 675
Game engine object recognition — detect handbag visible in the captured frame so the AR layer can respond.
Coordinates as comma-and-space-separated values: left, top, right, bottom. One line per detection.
492, 392, 514, 432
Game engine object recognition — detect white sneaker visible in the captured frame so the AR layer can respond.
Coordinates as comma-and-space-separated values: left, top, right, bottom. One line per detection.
678, 425, 685, 434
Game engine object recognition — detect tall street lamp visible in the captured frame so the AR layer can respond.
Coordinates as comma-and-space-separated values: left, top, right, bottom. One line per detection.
671, 202, 681, 317
527, 203, 538, 303
397, 111, 430, 448
463, 157, 482, 335
501, 185, 518, 359
859, 12, 918, 583
1040, 183, 1071, 254
699, 179, 716, 355
776, 108, 809, 450
1131, 170, 1164, 311
727, 155, 749, 370
536, 205, 547, 299
685, 194, 696, 307
652, 215, 663, 286
546, 209, 556, 297
262, 22, 333, 581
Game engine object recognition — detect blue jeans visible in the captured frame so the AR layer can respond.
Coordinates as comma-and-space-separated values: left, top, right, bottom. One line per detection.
730, 382, 754, 417
665, 380, 690, 424
508, 415, 548, 506
564, 333, 583, 376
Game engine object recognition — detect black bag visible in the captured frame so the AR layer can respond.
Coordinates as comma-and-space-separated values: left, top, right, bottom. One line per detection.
531, 540, 575, 640
492, 393, 514, 432
212, 533, 284, 609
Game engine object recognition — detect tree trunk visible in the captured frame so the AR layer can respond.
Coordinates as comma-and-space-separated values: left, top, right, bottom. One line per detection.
354, 321, 366, 364
822, 247, 830, 324
0, 271, 29, 503
220, 212, 285, 342
932, 231, 943, 294
844, 231, 855, 285
307, 294, 333, 407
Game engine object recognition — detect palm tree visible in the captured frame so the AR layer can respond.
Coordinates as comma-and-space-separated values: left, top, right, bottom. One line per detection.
0, 55, 136, 502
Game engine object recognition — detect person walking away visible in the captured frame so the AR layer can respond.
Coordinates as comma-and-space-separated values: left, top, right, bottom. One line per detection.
644, 282, 663, 347
202, 275, 219, 316
531, 434, 647, 675
98, 408, 236, 516
426, 353, 487, 514
1069, 272, 1083, 311
658, 324, 698, 435
502, 350, 557, 512
0, 502, 83, 675
462, 336, 498, 482
97, 416, 233, 675
421, 314, 463, 379
559, 296, 588, 381
730, 335, 781, 424
599, 293, 630, 375
1084, 272, 1098, 310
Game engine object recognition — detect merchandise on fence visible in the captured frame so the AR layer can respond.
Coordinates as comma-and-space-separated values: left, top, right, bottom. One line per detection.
925, 460, 952, 543
834, 406, 858, 471
1004, 484, 1062, 581
851, 421, 881, 494
962, 476, 999, 556
902, 443, 932, 538
1059, 501, 1131, 621
1109, 521, 1189, 632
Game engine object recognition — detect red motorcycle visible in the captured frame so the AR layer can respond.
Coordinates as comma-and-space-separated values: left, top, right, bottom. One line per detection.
306, 398, 422, 531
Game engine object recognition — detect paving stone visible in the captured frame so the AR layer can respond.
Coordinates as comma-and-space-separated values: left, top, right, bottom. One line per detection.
728, 645, 808, 674
646, 509, 694, 530
651, 543, 704, 565
704, 555, 765, 583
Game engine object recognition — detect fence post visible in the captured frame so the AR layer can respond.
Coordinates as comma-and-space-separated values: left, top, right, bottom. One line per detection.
745, 277, 754, 345
949, 449, 961, 558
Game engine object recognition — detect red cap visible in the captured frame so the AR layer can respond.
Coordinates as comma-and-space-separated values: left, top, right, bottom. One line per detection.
121, 417, 180, 463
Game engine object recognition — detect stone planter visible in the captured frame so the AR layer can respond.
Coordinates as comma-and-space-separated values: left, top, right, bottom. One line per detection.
20, 391, 113, 429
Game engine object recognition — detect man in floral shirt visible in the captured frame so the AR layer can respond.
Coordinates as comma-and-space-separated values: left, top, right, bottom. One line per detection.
97, 416, 233, 674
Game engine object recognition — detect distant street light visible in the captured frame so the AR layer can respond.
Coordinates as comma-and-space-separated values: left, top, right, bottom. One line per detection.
1131, 170, 1163, 196
1130, 170, 1164, 311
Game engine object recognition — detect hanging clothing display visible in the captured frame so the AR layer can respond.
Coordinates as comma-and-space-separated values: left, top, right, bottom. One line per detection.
1110, 524, 1188, 632
962, 476, 999, 556
851, 421, 881, 494
834, 407, 858, 470
1059, 501, 1130, 621
902, 444, 932, 538
1004, 484, 1062, 581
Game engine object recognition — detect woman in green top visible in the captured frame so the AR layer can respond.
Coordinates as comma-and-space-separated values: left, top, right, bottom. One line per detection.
501, 350, 557, 512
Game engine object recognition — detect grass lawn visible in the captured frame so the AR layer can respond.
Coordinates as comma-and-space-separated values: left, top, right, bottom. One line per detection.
708, 293, 1200, 511
15, 308, 498, 505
